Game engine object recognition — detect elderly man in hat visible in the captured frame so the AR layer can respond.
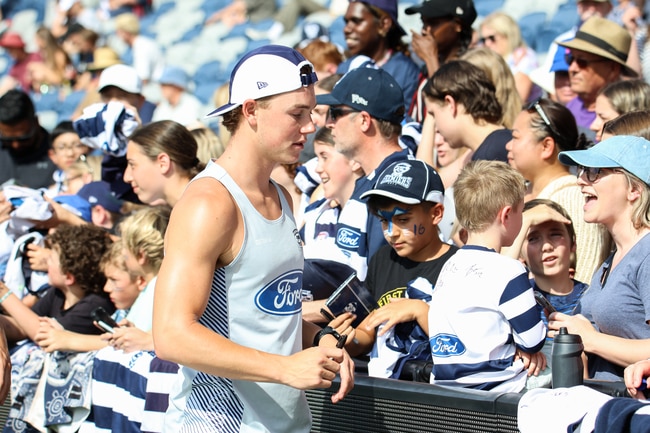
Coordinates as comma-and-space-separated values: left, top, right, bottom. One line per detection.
558, 16, 637, 138
152, 66, 203, 126
0, 32, 42, 95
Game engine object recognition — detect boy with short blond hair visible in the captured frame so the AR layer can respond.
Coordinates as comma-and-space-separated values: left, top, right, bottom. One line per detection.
427, 160, 546, 392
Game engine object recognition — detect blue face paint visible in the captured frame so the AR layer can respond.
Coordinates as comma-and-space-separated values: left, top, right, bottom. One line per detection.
378, 207, 409, 237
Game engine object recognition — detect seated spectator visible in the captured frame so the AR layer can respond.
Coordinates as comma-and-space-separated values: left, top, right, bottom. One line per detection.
124, 120, 204, 206
85, 206, 174, 433
427, 160, 546, 392
188, 125, 225, 164
337, 0, 420, 108
479, 12, 542, 104
48, 120, 89, 194
404, 0, 477, 122
557, 16, 637, 141
551, 135, 650, 381
33, 239, 142, 353
348, 160, 457, 380
113, 12, 164, 84
76, 181, 125, 232
0, 89, 57, 189
423, 60, 511, 163
0, 224, 114, 344
601, 109, 650, 141
297, 39, 344, 79
509, 199, 589, 389
589, 79, 650, 142
300, 127, 364, 321
505, 97, 607, 284
205, 0, 276, 28
0, 31, 42, 95
152, 67, 203, 126
60, 24, 98, 79
70, 46, 123, 119
29, 25, 75, 93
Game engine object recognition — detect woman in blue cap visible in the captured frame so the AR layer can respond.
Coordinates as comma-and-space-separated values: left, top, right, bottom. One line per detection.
549, 135, 650, 381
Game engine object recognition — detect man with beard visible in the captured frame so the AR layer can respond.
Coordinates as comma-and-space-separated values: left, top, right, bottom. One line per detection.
0, 89, 56, 189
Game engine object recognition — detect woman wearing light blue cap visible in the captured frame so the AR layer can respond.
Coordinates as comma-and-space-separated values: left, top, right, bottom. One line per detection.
548, 135, 650, 381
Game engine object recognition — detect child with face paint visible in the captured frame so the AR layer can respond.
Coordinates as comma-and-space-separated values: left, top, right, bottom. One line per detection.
508, 198, 588, 389
343, 160, 457, 380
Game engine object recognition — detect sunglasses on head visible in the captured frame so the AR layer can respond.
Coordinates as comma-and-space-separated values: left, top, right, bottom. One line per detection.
328, 106, 359, 122
525, 98, 561, 139
564, 53, 609, 69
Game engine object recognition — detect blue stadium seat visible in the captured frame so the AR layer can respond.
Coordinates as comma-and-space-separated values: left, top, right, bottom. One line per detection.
547, 3, 579, 34
536, 27, 564, 55
474, 0, 506, 17
519, 11, 547, 51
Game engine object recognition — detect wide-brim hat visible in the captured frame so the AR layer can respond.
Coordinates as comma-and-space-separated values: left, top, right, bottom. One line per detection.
87, 47, 122, 72
557, 16, 637, 77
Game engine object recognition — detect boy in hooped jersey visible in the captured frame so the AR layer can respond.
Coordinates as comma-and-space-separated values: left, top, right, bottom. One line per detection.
427, 160, 546, 392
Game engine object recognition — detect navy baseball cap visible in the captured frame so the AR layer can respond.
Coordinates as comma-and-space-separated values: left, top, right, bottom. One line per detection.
316, 68, 404, 124
54, 195, 92, 222
559, 135, 650, 186
351, 0, 406, 36
77, 181, 124, 213
206, 45, 318, 118
361, 160, 444, 204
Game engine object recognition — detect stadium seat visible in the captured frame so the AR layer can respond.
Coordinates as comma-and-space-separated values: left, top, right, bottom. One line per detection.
536, 27, 564, 55
474, 0, 506, 18
519, 12, 547, 51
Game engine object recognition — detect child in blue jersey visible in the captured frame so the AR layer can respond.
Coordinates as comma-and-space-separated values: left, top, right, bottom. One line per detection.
427, 160, 546, 392
509, 199, 589, 388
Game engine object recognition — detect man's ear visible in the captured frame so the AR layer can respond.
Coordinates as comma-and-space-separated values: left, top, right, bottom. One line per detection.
241, 99, 259, 127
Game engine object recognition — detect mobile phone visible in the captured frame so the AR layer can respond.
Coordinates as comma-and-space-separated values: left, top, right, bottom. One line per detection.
534, 291, 557, 313
91, 307, 120, 333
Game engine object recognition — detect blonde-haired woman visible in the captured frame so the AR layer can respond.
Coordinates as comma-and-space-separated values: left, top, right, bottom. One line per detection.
461, 46, 522, 129
479, 12, 541, 104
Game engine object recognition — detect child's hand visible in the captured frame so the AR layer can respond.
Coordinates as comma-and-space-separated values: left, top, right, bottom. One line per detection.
38, 316, 63, 330
522, 204, 571, 230
35, 327, 68, 353
516, 350, 547, 376
108, 327, 153, 353
365, 298, 429, 336
27, 245, 51, 272
625, 359, 650, 399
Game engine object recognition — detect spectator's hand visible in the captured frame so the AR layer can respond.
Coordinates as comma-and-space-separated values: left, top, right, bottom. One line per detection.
365, 298, 428, 336
516, 349, 547, 376
32, 194, 87, 228
547, 312, 598, 351
108, 327, 153, 353
327, 312, 356, 346
522, 204, 571, 230
35, 318, 67, 352
410, 28, 439, 77
625, 359, 650, 399
26, 244, 51, 272
622, 5, 642, 33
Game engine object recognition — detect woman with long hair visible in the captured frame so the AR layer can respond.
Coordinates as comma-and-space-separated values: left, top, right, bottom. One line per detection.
123, 120, 204, 206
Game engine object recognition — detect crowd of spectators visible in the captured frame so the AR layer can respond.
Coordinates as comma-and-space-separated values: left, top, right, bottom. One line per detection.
1, 0, 650, 431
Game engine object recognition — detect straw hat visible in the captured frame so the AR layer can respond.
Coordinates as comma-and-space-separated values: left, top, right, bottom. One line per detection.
87, 47, 122, 72
557, 16, 637, 77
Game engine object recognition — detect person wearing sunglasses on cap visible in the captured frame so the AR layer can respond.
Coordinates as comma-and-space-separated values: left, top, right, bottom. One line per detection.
0, 89, 57, 190
504, 97, 608, 289
556, 16, 638, 141
547, 135, 650, 382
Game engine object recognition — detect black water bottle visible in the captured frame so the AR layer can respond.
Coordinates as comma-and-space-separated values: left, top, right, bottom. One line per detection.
551, 327, 584, 388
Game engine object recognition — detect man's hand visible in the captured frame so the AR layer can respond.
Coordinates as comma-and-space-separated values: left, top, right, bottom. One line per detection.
625, 359, 650, 399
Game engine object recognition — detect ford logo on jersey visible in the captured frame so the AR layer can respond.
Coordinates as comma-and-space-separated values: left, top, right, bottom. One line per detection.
337, 228, 360, 248
255, 270, 303, 315
430, 334, 466, 357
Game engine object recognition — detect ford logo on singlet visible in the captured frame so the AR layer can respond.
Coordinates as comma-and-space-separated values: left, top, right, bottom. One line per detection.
254, 270, 303, 315
337, 228, 360, 248
430, 334, 466, 358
